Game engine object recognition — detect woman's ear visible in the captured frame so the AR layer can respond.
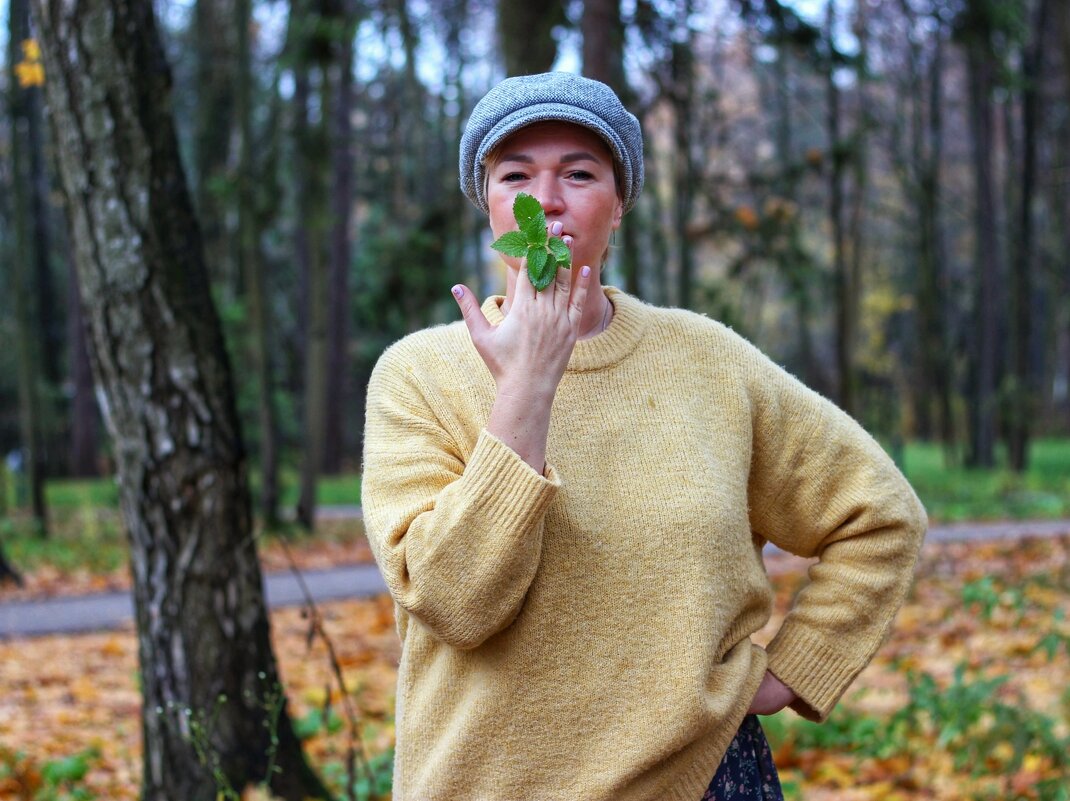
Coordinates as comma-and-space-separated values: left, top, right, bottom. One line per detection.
612, 197, 624, 229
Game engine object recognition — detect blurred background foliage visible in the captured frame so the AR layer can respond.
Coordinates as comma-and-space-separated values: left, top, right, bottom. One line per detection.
2, 0, 1069, 543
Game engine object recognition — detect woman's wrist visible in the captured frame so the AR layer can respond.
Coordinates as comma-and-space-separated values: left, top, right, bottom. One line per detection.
487, 385, 554, 473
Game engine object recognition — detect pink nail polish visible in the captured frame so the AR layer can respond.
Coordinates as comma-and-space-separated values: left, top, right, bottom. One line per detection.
581, 266, 591, 277
452, 286, 463, 297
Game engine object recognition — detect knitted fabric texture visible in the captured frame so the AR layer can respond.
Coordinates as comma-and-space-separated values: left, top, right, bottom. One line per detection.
459, 72, 644, 214
362, 287, 928, 801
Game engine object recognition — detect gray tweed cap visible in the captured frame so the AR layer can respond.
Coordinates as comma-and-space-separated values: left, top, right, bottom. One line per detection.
459, 72, 644, 214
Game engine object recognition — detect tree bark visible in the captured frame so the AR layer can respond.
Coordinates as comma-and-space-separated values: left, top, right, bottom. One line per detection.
496, 0, 563, 76
8, 0, 48, 533
582, 0, 640, 294
323, 4, 356, 475
67, 251, 99, 476
194, 0, 237, 294
294, 0, 333, 529
671, 1, 695, 309
825, 1, 853, 414
1008, 0, 1049, 472
963, 13, 999, 468
582, 0, 624, 89
33, 2, 329, 798
236, 0, 280, 523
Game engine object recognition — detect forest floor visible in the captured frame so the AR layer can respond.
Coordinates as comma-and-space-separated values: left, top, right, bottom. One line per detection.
1, 528, 1069, 800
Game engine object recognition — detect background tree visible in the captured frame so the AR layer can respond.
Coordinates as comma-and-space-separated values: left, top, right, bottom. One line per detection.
33, 0, 330, 797
956, 0, 1003, 468
497, 0, 565, 76
7, 0, 49, 534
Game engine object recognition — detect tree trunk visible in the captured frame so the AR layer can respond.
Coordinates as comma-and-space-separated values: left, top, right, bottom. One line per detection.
8, 0, 48, 534
67, 252, 99, 477
496, 0, 563, 76
964, 20, 999, 468
582, 0, 639, 294
323, 6, 356, 475
0, 541, 22, 586
236, 0, 280, 524
845, 0, 868, 418
826, 1, 854, 415
582, 0, 624, 89
295, 0, 333, 530
1008, 0, 1049, 472
919, 23, 955, 459
671, 3, 695, 309
34, 2, 329, 798
194, 0, 237, 294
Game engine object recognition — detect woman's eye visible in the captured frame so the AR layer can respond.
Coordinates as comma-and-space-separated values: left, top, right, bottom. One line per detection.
568, 170, 594, 181
501, 172, 527, 182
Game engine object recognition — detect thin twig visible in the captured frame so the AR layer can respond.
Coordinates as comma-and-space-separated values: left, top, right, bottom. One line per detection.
279, 538, 372, 801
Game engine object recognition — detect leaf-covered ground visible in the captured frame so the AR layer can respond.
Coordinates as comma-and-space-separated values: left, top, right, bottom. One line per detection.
1, 533, 1068, 800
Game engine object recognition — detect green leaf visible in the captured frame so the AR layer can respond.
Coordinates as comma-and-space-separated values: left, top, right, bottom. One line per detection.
548, 236, 571, 267
514, 193, 547, 246
513, 192, 544, 229
491, 230, 529, 258
42, 753, 91, 784
526, 247, 554, 290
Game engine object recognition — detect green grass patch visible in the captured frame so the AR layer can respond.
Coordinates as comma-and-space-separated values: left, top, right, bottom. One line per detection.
901, 438, 1070, 522
16, 469, 362, 512
0, 508, 127, 574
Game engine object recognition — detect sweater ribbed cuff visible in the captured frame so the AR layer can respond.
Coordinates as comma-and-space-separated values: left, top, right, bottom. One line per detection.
765, 624, 863, 722
469, 428, 561, 495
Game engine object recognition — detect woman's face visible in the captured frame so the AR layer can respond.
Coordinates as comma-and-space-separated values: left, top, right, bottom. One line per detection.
486, 121, 623, 274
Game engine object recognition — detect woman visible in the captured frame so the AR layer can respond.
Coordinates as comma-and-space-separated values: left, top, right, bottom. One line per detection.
362, 72, 927, 801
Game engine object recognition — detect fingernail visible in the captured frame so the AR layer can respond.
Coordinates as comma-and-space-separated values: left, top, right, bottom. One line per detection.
563, 236, 573, 247
550, 222, 563, 235
452, 286, 463, 297
581, 266, 590, 277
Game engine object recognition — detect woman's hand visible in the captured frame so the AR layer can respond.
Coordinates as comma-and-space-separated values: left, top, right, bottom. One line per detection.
747, 670, 797, 716
452, 248, 591, 396
450, 235, 592, 472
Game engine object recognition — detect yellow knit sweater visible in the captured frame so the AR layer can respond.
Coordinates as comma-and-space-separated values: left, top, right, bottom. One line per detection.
362, 286, 927, 801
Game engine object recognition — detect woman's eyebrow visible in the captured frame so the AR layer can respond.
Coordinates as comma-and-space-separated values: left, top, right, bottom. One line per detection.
559, 151, 601, 164
496, 151, 602, 165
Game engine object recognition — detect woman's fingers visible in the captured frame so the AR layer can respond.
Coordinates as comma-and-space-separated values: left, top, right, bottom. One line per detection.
568, 266, 592, 326
451, 284, 491, 343
552, 264, 572, 309
515, 256, 537, 301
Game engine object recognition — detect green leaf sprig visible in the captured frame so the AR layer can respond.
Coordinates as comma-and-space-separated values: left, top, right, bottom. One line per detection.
490, 193, 572, 291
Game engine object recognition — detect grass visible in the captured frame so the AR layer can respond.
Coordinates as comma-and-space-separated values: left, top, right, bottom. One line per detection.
0, 468, 361, 512
901, 438, 1070, 522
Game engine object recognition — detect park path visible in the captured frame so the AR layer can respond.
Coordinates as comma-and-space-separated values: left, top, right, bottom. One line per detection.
2, 514, 1067, 639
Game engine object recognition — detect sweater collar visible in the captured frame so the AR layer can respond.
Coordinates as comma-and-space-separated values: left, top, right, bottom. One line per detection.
479, 286, 649, 372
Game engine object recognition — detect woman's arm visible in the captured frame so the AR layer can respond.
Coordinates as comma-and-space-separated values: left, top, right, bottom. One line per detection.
363, 352, 560, 650
453, 260, 592, 473
745, 354, 928, 721
362, 261, 593, 650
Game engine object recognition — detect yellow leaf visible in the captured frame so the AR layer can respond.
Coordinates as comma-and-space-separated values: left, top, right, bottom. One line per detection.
21, 38, 40, 61
15, 61, 45, 88
813, 758, 856, 788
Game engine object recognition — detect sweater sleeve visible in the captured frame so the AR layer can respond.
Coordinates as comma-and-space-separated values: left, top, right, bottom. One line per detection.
745, 354, 927, 722
361, 344, 560, 650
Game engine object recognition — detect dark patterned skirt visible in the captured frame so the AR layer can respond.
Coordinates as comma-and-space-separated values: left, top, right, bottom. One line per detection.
699, 715, 785, 801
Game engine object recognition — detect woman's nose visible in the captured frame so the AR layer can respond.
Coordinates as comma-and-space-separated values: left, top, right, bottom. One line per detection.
532, 176, 564, 215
